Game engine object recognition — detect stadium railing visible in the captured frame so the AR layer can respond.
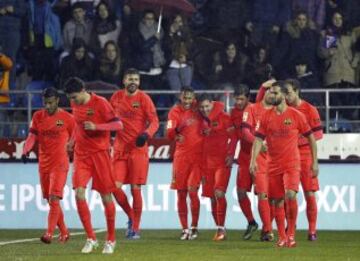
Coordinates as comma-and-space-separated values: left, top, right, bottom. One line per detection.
0, 88, 359, 137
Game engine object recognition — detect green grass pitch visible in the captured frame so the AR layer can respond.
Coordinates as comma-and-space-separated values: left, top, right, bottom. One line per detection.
1, 230, 359, 261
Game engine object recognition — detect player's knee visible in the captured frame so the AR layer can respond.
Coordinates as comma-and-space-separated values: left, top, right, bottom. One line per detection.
274, 199, 284, 207
101, 193, 113, 203
237, 190, 247, 200
285, 190, 297, 199
115, 181, 123, 189
48, 195, 60, 203
131, 184, 141, 190
75, 188, 86, 200
305, 191, 315, 197
215, 189, 225, 199
258, 193, 268, 200
188, 186, 198, 193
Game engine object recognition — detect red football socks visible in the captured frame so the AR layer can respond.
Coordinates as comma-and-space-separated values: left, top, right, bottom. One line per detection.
47, 200, 61, 236
189, 190, 200, 228
216, 197, 227, 227
76, 199, 96, 240
306, 195, 317, 234
275, 205, 286, 240
258, 199, 272, 232
239, 196, 254, 223
57, 206, 68, 234
131, 188, 143, 232
113, 189, 134, 221
285, 199, 298, 238
211, 199, 218, 226
177, 190, 188, 229
103, 201, 116, 242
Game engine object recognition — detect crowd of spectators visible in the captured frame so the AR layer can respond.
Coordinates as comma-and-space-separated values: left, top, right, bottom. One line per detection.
1, 0, 360, 136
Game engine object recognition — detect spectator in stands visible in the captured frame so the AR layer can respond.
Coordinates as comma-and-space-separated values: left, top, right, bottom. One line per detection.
244, 46, 272, 89
164, 14, 193, 63
324, 0, 342, 28
292, 0, 326, 30
245, 0, 292, 48
0, 51, 13, 136
0, 0, 27, 90
130, 10, 165, 90
318, 11, 360, 88
91, 0, 121, 53
211, 41, 248, 90
28, 0, 62, 81
63, 2, 93, 52
342, 0, 360, 30
274, 10, 320, 80
69, 0, 100, 17
96, 40, 122, 86
58, 38, 95, 89
166, 42, 193, 91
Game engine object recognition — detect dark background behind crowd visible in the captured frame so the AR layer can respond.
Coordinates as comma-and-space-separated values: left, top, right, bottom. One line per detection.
1, 0, 360, 137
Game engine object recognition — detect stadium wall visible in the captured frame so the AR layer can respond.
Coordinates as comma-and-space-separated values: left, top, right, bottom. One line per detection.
0, 163, 359, 230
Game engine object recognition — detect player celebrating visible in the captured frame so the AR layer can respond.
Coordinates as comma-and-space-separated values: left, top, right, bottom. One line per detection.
64, 77, 123, 254
110, 68, 159, 240
230, 84, 258, 240
22, 87, 75, 244
241, 84, 274, 241
166, 87, 203, 240
198, 94, 235, 241
250, 81, 318, 248
284, 79, 323, 241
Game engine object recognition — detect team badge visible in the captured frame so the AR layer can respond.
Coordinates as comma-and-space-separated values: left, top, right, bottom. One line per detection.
132, 101, 140, 108
87, 108, 95, 116
284, 118, 292, 125
56, 120, 64, 127
211, 121, 219, 127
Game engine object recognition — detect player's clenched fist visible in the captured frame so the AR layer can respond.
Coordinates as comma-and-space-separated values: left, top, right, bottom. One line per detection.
84, 121, 96, 130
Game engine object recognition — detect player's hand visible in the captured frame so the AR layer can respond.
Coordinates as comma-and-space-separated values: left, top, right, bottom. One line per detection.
261, 79, 276, 89
175, 134, 184, 143
136, 133, 149, 147
66, 140, 74, 153
21, 154, 28, 164
83, 121, 96, 130
249, 161, 257, 176
312, 162, 319, 177
225, 155, 233, 168
261, 143, 268, 152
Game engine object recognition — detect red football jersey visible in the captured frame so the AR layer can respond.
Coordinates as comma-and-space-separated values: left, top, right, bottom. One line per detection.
255, 106, 311, 175
71, 93, 117, 157
230, 104, 253, 156
293, 100, 323, 155
30, 108, 75, 172
110, 90, 159, 153
166, 104, 203, 158
202, 102, 235, 169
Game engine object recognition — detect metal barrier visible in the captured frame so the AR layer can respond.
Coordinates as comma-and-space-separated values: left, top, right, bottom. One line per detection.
0, 88, 359, 136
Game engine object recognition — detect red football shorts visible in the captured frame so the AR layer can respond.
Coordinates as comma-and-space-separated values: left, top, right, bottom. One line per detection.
113, 149, 149, 185
171, 154, 201, 190
268, 168, 300, 199
202, 167, 231, 198
73, 150, 116, 194
39, 168, 68, 200
237, 152, 252, 191
300, 157, 319, 192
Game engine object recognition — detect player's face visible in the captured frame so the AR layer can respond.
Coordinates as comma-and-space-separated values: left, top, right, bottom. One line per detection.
234, 95, 248, 110
67, 91, 85, 105
199, 99, 213, 117
44, 96, 59, 115
123, 74, 140, 94
269, 86, 284, 106
180, 91, 194, 110
264, 89, 273, 106
285, 85, 298, 105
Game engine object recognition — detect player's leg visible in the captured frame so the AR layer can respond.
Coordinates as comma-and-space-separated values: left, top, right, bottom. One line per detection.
131, 184, 143, 239
39, 171, 52, 243
101, 193, 116, 254
213, 189, 227, 241
188, 186, 200, 239
256, 172, 273, 241
177, 189, 190, 240
57, 206, 70, 243
210, 197, 218, 227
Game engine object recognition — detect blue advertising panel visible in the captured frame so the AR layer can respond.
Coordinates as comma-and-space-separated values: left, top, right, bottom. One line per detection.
0, 163, 359, 230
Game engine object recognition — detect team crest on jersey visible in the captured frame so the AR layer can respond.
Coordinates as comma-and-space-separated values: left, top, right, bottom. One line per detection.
56, 120, 64, 127
87, 108, 95, 116
284, 118, 292, 125
211, 121, 219, 127
132, 101, 140, 108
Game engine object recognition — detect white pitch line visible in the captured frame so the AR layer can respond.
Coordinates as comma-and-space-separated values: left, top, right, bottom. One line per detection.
0, 229, 107, 246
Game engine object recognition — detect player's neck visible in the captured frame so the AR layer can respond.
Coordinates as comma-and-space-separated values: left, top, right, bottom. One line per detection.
261, 100, 271, 109
46, 108, 59, 116
294, 98, 302, 107
275, 102, 287, 114
126, 89, 138, 97
82, 92, 91, 104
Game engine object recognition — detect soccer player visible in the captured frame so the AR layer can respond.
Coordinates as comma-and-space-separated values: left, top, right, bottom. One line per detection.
250, 81, 318, 248
230, 84, 258, 240
64, 77, 123, 254
284, 79, 323, 241
22, 87, 75, 244
241, 84, 274, 241
198, 94, 235, 241
110, 68, 159, 240
166, 87, 203, 240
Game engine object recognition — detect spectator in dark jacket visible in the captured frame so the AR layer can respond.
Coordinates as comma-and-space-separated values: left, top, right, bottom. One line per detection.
292, 0, 326, 30
97, 40, 122, 86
